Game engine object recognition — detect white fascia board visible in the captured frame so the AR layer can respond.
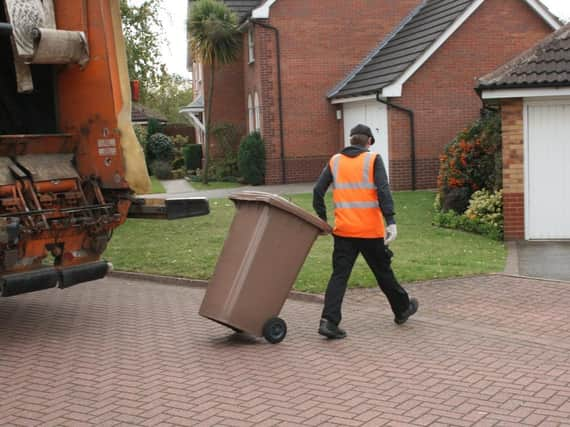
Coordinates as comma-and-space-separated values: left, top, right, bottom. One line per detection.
390, 0, 559, 93
482, 87, 570, 99
389, 0, 485, 93
523, 0, 562, 30
252, 0, 277, 19
380, 84, 402, 98
331, 94, 378, 105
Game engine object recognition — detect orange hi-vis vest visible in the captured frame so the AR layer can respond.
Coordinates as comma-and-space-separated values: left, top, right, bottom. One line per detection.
330, 152, 385, 238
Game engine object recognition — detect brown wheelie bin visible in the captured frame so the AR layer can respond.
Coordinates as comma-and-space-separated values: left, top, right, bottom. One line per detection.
199, 191, 331, 344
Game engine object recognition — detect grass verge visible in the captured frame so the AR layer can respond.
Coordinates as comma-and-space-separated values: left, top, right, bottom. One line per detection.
105, 191, 506, 293
150, 176, 166, 194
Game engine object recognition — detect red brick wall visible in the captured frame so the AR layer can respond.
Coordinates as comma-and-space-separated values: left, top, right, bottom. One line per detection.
389, 0, 553, 190
203, 56, 246, 158
262, 0, 423, 183
501, 99, 525, 240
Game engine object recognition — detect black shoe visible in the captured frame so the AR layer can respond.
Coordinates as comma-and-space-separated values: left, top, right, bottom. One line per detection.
318, 318, 347, 339
394, 297, 419, 325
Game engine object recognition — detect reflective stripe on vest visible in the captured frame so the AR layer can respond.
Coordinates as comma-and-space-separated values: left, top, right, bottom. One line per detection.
329, 152, 385, 238
331, 152, 377, 192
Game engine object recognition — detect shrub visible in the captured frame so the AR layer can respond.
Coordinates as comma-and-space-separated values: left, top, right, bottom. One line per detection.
147, 118, 164, 139
151, 160, 173, 180
441, 187, 471, 214
437, 110, 502, 213
433, 210, 503, 241
465, 189, 503, 230
238, 132, 265, 185
183, 144, 203, 171
172, 157, 185, 170
433, 189, 504, 241
133, 125, 148, 149
146, 133, 175, 168
171, 168, 186, 180
172, 135, 189, 148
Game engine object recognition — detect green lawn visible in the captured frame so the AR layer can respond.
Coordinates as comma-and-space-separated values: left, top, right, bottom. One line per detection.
150, 176, 166, 194
189, 181, 243, 191
105, 191, 506, 293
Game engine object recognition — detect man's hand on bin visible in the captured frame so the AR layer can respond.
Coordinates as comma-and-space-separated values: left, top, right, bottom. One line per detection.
385, 224, 397, 246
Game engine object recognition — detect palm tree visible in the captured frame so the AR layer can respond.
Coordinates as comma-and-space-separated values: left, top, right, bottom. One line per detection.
188, 0, 241, 184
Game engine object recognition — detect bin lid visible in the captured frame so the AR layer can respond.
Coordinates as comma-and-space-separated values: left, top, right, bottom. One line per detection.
229, 191, 332, 233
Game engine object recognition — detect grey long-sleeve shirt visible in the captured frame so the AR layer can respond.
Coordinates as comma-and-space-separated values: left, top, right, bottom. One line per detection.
312, 145, 396, 225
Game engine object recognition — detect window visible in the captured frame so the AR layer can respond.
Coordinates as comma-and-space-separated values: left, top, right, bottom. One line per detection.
248, 28, 255, 64
248, 94, 254, 133
254, 92, 261, 132
194, 62, 202, 82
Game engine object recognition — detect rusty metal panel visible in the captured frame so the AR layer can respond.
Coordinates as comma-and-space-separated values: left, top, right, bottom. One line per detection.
0, 134, 77, 156
16, 154, 78, 181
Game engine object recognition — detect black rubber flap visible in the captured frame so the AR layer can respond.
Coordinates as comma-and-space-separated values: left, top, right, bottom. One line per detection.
166, 197, 210, 220
59, 261, 109, 289
1, 268, 59, 297
229, 191, 332, 233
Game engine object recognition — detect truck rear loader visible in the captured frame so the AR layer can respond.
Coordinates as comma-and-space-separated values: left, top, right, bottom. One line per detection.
0, 0, 207, 297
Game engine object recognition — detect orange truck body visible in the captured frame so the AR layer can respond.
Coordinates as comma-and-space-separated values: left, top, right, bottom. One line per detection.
0, 1, 205, 296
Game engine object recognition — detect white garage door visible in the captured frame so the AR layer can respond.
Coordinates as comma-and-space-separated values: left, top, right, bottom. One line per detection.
343, 100, 389, 178
526, 99, 570, 239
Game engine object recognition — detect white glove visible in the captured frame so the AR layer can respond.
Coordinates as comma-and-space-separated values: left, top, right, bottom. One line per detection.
385, 224, 397, 246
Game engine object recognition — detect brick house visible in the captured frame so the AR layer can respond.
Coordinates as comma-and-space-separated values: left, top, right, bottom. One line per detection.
478, 24, 570, 241
184, 0, 560, 188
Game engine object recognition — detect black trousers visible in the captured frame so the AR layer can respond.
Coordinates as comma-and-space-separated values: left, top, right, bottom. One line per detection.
322, 236, 410, 325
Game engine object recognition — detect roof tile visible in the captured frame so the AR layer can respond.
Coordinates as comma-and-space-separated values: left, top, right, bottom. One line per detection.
330, 0, 476, 99
478, 24, 570, 90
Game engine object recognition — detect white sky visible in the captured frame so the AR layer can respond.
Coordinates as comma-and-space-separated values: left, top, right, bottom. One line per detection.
160, 0, 570, 79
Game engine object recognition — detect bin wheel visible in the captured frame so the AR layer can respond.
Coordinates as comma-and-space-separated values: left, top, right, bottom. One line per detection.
262, 317, 287, 344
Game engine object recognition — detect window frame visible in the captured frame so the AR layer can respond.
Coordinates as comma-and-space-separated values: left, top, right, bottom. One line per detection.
248, 27, 255, 64
254, 92, 261, 132
247, 93, 254, 133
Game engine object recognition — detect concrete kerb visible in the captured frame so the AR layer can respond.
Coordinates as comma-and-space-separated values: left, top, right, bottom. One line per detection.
109, 271, 324, 304
494, 271, 570, 286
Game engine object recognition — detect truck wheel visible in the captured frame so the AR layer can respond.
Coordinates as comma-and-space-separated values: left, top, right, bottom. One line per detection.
262, 317, 287, 344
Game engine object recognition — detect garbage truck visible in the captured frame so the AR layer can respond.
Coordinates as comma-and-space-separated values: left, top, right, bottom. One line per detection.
0, 0, 208, 297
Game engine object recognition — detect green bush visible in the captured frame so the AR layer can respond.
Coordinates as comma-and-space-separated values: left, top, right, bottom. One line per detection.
146, 133, 175, 168
465, 189, 503, 230
171, 168, 186, 180
238, 132, 265, 185
133, 125, 148, 149
437, 110, 502, 213
151, 160, 173, 180
172, 157, 185, 170
433, 210, 503, 241
147, 118, 164, 139
433, 189, 504, 241
183, 144, 202, 170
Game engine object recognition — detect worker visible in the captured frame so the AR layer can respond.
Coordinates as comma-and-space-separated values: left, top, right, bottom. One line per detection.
313, 124, 418, 339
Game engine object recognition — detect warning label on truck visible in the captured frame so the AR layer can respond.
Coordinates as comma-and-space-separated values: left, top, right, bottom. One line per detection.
98, 139, 117, 156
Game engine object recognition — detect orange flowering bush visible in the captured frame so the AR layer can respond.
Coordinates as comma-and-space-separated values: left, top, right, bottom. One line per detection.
437, 111, 502, 213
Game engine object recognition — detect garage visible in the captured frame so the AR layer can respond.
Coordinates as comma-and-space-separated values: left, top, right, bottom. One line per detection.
525, 99, 570, 239
478, 24, 570, 241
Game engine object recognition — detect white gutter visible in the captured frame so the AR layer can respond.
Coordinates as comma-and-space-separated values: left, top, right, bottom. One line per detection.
481, 87, 570, 99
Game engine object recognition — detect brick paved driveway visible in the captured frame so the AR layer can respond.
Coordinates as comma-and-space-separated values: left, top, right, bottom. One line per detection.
1, 274, 570, 426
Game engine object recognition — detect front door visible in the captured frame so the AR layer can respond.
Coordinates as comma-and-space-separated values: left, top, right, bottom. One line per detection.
343, 100, 389, 178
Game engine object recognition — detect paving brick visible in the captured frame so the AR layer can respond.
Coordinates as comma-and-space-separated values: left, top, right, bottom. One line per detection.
1, 275, 570, 426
